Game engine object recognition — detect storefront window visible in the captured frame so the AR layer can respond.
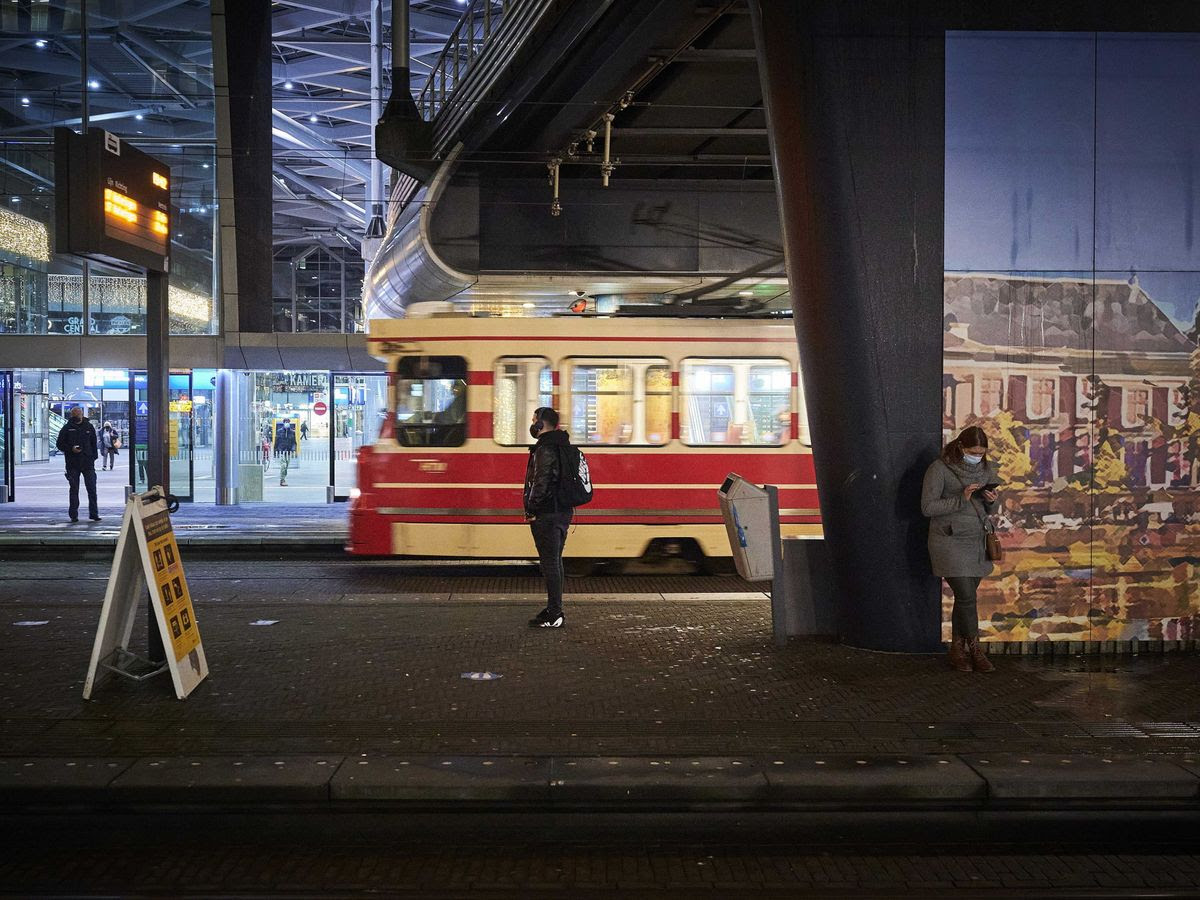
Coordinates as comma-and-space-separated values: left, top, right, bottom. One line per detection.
333, 374, 388, 497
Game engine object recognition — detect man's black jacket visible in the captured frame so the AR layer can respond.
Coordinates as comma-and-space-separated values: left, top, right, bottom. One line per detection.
524, 429, 573, 515
56, 417, 99, 468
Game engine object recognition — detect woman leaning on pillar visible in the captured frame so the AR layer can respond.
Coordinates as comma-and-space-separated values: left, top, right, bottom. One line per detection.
921, 425, 1001, 672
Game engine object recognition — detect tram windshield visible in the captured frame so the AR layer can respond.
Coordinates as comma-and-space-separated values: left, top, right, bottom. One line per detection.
393, 355, 467, 447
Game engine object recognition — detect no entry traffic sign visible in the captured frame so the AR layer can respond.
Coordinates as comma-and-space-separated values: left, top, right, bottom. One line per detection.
313, 401, 328, 416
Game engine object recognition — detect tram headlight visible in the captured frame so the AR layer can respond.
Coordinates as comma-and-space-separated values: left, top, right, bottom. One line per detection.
349, 487, 361, 500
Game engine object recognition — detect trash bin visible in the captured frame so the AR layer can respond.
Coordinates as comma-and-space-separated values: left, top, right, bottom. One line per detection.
719, 473, 836, 646
717, 473, 776, 581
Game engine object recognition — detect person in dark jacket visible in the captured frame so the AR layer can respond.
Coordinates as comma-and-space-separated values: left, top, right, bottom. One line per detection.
56, 405, 101, 522
921, 425, 1001, 673
524, 406, 574, 628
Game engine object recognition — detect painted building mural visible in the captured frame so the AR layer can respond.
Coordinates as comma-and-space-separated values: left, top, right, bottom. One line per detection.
946, 32, 1200, 642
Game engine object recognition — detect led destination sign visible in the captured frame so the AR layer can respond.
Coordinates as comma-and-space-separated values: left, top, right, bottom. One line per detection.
55, 128, 171, 273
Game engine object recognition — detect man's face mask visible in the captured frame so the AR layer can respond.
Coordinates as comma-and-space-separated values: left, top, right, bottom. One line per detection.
529, 421, 542, 440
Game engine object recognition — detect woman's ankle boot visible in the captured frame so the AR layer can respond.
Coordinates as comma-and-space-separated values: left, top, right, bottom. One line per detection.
968, 640, 994, 672
947, 637, 972, 672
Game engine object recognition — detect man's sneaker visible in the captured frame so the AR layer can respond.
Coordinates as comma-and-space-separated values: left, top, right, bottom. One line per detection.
528, 608, 564, 628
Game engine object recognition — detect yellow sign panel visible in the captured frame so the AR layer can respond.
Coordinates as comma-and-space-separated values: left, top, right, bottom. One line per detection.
169, 399, 192, 412
142, 509, 200, 662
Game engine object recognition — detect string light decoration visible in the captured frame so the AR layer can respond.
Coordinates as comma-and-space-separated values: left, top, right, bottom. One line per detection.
0, 207, 51, 263
46, 274, 214, 333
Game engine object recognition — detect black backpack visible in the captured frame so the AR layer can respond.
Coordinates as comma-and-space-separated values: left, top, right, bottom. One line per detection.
555, 444, 594, 508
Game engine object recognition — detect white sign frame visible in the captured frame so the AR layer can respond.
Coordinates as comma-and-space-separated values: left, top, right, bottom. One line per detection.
83, 488, 208, 699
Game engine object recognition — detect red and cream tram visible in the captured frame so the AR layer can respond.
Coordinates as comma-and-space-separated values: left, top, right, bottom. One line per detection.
348, 316, 821, 563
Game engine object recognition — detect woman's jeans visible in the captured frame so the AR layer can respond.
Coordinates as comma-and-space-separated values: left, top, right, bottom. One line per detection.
944, 576, 981, 641
530, 510, 573, 617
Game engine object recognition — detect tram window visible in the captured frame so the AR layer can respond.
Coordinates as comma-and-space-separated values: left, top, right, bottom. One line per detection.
393, 355, 467, 447
567, 358, 670, 446
493, 357, 552, 446
680, 358, 792, 446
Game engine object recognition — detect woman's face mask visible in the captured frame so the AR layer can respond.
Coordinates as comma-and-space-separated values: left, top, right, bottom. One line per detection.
962, 452, 983, 466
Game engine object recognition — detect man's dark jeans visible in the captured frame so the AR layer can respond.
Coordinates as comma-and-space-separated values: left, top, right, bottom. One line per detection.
530, 510, 573, 618
67, 465, 99, 520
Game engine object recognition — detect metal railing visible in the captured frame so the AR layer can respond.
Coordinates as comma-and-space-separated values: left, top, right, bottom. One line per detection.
416, 0, 514, 120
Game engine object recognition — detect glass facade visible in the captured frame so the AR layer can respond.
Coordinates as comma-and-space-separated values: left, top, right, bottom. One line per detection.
0, 2, 217, 335
273, 247, 366, 334
0, 367, 385, 507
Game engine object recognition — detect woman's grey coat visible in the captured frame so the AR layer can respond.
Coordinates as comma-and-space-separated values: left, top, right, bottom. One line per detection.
921, 457, 1000, 578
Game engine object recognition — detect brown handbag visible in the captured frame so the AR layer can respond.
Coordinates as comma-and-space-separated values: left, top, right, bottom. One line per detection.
985, 531, 1003, 562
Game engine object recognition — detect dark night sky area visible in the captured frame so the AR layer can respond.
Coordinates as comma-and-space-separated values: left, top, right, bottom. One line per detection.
946, 31, 1200, 330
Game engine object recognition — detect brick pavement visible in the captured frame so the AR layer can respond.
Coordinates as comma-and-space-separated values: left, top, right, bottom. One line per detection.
3, 836, 1199, 897
1, 559, 1199, 760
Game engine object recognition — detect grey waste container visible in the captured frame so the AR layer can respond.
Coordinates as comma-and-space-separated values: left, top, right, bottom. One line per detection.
717, 473, 776, 581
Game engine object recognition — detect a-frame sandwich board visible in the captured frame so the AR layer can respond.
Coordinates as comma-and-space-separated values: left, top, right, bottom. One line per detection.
83, 487, 208, 700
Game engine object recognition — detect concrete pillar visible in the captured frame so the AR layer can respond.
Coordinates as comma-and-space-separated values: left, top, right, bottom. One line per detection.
214, 369, 238, 504
212, 0, 272, 334
750, 0, 946, 652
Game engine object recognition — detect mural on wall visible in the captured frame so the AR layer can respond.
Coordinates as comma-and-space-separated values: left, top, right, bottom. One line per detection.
945, 32, 1200, 642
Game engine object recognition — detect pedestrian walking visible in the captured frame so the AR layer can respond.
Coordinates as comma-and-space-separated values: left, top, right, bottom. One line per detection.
921, 425, 1001, 672
275, 419, 297, 486
523, 406, 591, 628
98, 421, 120, 470
56, 405, 101, 522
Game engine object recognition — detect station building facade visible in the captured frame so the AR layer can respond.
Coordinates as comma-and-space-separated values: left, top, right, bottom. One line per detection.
0, 2, 384, 507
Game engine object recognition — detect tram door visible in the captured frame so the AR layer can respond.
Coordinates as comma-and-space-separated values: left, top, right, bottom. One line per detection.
128, 372, 194, 501
0, 372, 13, 503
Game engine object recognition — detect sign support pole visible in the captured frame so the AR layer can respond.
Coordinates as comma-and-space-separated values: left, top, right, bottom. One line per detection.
146, 270, 170, 664
146, 269, 169, 496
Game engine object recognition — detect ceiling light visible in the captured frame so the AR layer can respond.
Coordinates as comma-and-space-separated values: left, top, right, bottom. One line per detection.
738, 290, 753, 297
283, 80, 294, 90
35, 39, 47, 48
308, 114, 318, 123
20, 97, 29, 106
88, 79, 99, 89
202, 163, 210, 169
522, 302, 535, 309
11, 196, 20, 204
134, 113, 143, 120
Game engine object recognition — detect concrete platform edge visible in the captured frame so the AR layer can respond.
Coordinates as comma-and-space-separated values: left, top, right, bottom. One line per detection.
2, 752, 1198, 812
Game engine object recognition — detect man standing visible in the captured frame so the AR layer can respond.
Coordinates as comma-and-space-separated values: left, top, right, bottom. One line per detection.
524, 407, 575, 628
56, 405, 101, 522
274, 419, 297, 486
